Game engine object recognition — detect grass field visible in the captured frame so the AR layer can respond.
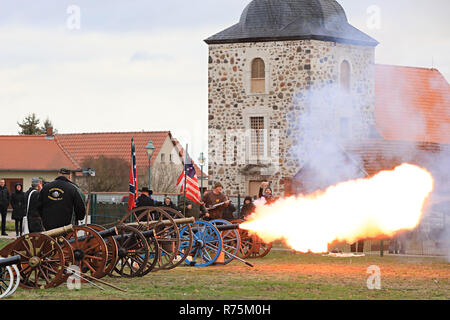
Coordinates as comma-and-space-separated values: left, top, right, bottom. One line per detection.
1, 240, 448, 300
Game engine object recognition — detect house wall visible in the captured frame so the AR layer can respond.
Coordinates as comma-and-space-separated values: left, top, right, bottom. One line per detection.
0, 171, 59, 190
155, 136, 183, 165
208, 39, 375, 196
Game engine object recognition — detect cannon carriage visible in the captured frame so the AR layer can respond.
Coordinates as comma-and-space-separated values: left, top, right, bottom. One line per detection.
0, 206, 271, 293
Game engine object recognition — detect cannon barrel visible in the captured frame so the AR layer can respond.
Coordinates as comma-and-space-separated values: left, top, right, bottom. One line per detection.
214, 223, 240, 231
67, 226, 118, 244
112, 229, 155, 242
128, 217, 195, 228
0, 255, 21, 268
42, 225, 74, 237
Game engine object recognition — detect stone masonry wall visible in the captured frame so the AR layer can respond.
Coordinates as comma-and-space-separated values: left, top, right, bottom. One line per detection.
208, 39, 375, 197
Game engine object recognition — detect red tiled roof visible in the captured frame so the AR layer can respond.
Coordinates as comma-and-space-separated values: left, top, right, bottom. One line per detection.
375, 65, 450, 144
55, 131, 173, 172
0, 135, 79, 171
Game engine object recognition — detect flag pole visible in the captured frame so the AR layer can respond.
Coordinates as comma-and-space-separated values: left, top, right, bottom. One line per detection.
183, 144, 188, 217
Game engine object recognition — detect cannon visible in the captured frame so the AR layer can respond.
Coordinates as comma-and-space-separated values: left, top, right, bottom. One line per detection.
120, 207, 188, 272
0, 255, 21, 298
231, 219, 272, 259
0, 223, 159, 290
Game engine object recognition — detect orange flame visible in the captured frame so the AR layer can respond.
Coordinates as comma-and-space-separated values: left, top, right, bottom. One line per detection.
240, 164, 434, 253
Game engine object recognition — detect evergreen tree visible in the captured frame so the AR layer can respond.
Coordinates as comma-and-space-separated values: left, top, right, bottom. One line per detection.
17, 113, 41, 135
17, 114, 57, 135
40, 117, 58, 134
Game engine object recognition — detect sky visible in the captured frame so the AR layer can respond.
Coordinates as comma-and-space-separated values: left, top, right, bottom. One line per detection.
0, 0, 449, 166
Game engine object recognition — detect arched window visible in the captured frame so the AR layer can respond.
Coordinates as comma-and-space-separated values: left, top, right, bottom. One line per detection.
251, 58, 265, 93
340, 60, 351, 92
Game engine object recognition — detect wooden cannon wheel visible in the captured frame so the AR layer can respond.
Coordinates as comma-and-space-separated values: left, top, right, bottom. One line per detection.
4, 233, 66, 289
210, 219, 241, 265
111, 225, 149, 278
65, 226, 108, 281
87, 224, 119, 278
134, 228, 160, 277
231, 219, 254, 259
52, 236, 75, 287
157, 207, 193, 270
133, 207, 180, 271
248, 235, 272, 258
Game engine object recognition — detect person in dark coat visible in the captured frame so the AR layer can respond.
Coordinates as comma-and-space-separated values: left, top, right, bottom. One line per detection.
136, 187, 155, 207
135, 187, 156, 219
38, 169, 86, 231
161, 197, 178, 211
222, 197, 236, 221
25, 178, 44, 233
178, 195, 206, 220
10, 183, 26, 236
240, 196, 256, 220
0, 179, 10, 236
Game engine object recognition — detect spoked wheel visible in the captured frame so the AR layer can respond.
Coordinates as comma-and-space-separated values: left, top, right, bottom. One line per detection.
231, 219, 254, 259
135, 207, 180, 271
87, 224, 119, 278
137, 229, 160, 277
65, 226, 108, 281
7, 233, 66, 289
210, 219, 241, 265
111, 225, 149, 278
52, 236, 75, 287
248, 235, 272, 258
0, 266, 14, 298
158, 207, 193, 270
181, 221, 223, 267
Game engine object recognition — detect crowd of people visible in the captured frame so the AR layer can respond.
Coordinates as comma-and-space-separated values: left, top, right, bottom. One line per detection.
0, 172, 276, 237
0, 168, 86, 237
134, 180, 277, 222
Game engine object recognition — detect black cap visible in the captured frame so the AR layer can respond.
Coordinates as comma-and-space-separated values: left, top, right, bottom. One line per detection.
140, 187, 152, 195
59, 168, 71, 175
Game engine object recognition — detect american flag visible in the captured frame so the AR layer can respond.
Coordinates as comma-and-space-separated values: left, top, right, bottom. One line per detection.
176, 154, 202, 204
128, 137, 138, 210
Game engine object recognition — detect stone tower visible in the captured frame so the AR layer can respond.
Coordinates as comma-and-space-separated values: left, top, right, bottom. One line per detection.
205, 0, 378, 197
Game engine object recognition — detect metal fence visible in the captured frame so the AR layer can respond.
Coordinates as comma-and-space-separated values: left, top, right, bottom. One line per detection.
86, 192, 246, 227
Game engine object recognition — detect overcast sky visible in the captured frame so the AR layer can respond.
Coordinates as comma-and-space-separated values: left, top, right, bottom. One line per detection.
0, 0, 449, 164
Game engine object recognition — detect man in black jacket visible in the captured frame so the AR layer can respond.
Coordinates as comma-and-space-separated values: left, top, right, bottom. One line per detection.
0, 179, 10, 236
38, 169, 86, 231
25, 177, 44, 233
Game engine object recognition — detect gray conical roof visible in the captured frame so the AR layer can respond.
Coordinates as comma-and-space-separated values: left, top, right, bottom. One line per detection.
205, 0, 378, 46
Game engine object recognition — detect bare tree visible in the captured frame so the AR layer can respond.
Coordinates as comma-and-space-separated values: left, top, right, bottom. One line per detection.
81, 156, 129, 192
140, 163, 183, 193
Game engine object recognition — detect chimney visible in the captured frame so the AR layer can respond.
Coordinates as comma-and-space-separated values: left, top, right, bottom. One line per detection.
45, 127, 54, 140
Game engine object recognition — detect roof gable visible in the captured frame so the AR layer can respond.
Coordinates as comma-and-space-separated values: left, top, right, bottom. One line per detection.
375, 65, 450, 145
0, 135, 79, 171
55, 131, 173, 172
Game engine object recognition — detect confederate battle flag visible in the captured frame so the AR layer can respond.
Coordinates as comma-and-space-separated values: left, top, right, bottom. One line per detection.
128, 137, 138, 210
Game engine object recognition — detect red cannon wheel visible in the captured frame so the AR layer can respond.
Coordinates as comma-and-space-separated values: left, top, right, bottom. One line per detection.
157, 207, 193, 270
231, 219, 254, 259
87, 224, 119, 278
65, 226, 108, 280
111, 225, 149, 278
134, 207, 180, 271
5, 233, 66, 289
